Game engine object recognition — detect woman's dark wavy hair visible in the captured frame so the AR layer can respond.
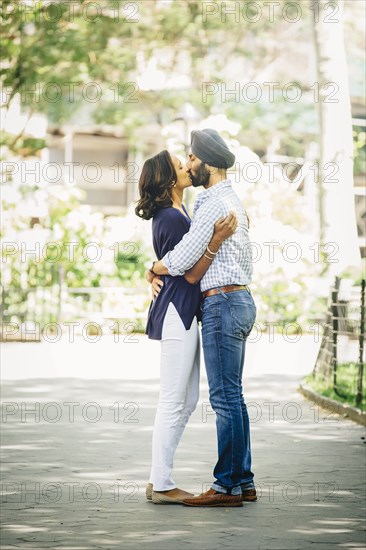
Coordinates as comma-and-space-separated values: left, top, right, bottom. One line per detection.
135, 150, 177, 220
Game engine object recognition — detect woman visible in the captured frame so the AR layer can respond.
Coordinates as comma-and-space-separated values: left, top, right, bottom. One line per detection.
135, 150, 237, 504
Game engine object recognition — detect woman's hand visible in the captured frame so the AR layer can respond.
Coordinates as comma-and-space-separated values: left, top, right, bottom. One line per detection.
151, 276, 164, 299
213, 211, 238, 244
146, 269, 154, 284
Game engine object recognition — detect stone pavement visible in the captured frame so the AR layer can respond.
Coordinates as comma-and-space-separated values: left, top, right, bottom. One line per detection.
1, 334, 365, 550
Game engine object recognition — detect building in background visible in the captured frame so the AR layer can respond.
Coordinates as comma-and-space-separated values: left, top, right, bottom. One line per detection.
47, 126, 130, 216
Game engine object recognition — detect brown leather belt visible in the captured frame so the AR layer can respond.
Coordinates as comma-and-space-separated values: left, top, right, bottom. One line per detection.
202, 285, 249, 299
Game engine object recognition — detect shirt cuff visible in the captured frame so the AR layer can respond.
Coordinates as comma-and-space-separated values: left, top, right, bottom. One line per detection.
161, 252, 185, 277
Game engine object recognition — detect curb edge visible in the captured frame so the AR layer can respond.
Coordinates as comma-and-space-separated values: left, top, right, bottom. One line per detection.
298, 384, 366, 426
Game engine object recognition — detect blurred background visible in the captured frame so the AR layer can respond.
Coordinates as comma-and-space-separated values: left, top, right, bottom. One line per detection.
1, 0, 365, 406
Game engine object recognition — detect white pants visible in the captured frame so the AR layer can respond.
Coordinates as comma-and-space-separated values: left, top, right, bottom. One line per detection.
149, 302, 200, 491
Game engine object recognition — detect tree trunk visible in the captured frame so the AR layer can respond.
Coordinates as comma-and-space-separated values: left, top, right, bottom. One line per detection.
311, 0, 360, 275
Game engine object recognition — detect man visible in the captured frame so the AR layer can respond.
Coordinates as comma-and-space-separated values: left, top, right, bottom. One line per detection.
148, 129, 256, 507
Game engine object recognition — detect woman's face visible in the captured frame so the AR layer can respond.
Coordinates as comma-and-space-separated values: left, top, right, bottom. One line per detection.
170, 155, 192, 190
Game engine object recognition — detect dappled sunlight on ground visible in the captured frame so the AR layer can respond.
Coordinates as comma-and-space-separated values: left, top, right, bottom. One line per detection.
1, 335, 365, 548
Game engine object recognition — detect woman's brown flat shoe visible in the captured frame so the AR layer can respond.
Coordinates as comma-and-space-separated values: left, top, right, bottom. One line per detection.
146, 483, 153, 501
152, 488, 194, 504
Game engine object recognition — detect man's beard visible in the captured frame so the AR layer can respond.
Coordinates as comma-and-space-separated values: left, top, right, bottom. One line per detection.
190, 163, 210, 188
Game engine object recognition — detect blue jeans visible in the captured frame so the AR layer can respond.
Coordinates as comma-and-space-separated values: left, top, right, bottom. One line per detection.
201, 289, 256, 496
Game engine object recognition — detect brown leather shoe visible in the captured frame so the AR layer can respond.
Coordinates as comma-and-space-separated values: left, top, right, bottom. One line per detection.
183, 488, 243, 507
242, 488, 257, 502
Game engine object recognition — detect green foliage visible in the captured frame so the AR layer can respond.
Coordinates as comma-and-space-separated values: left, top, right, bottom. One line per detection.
1, 0, 324, 157
1, 0, 364, 327
257, 275, 306, 325
353, 128, 366, 176
338, 264, 366, 286
1, 0, 363, 166
0, 131, 46, 158
1, 179, 150, 325
304, 362, 366, 411
115, 248, 149, 283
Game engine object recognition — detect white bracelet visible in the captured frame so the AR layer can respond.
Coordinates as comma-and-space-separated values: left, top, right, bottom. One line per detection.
207, 245, 218, 256
204, 253, 214, 260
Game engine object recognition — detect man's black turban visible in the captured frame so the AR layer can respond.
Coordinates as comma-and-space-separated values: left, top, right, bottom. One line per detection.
190, 128, 236, 169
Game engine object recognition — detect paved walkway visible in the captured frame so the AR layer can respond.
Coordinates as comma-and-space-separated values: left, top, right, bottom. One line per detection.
1, 335, 365, 549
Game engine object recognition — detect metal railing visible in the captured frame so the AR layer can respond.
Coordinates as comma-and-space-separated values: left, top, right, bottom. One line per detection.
0, 264, 148, 339
313, 277, 365, 408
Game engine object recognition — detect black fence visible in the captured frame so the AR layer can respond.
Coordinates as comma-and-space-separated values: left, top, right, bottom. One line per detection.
313, 277, 365, 408
0, 264, 62, 326
0, 263, 146, 340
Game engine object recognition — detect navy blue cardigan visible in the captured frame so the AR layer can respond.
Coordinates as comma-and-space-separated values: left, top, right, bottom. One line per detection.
145, 205, 202, 340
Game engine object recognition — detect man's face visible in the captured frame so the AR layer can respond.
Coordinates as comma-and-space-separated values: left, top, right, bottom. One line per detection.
187, 152, 210, 188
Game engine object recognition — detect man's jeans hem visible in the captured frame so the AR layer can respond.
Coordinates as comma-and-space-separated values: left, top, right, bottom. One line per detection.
241, 481, 255, 490
212, 482, 242, 496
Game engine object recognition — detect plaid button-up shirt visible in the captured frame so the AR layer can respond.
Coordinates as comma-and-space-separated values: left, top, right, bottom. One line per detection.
161, 179, 253, 292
